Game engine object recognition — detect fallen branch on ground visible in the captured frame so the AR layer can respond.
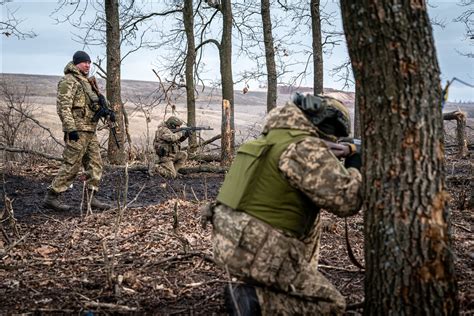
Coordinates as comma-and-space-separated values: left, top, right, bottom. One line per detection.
0, 145, 62, 161
107, 164, 228, 174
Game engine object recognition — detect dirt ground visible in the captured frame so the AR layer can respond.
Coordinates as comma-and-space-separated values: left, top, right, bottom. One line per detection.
0, 151, 472, 315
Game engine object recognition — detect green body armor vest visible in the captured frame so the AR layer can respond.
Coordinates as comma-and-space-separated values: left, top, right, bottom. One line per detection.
217, 129, 318, 237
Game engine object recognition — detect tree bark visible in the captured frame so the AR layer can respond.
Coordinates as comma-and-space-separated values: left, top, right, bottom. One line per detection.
183, 0, 197, 153
310, 0, 323, 95
105, 0, 126, 164
340, 1, 458, 314
353, 82, 361, 138
261, 0, 277, 112
221, 99, 233, 166
220, 0, 234, 163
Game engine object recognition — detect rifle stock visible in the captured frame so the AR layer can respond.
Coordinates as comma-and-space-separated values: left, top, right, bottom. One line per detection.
323, 138, 361, 158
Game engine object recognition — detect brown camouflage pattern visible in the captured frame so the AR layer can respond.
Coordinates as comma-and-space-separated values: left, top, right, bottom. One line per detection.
57, 62, 100, 132
212, 205, 346, 315
153, 123, 188, 178
50, 62, 105, 195
154, 151, 188, 178
51, 132, 102, 193
212, 102, 362, 314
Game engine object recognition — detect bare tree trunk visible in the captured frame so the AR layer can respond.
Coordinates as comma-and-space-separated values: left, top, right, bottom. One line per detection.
443, 111, 468, 158
261, 0, 277, 112
220, 0, 234, 163
310, 0, 323, 95
341, 1, 458, 314
222, 99, 232, 166
105, 0, 126, 164
183, 0, 197, 153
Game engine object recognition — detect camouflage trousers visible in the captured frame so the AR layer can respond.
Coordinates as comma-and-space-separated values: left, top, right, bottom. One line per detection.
155, 151, 187, 178
51, 131, 102, 193
212, 205, 346, 315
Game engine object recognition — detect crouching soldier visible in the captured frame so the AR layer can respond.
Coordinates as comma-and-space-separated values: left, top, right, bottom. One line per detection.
153, 116, 191, 178
204, 93, 363, 315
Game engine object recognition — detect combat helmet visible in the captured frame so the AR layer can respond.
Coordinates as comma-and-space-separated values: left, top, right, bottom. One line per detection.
291, 92, 351, 137
165, 116, 185, 129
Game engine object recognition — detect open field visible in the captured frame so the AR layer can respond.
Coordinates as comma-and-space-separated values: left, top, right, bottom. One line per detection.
1, 73, 471, 152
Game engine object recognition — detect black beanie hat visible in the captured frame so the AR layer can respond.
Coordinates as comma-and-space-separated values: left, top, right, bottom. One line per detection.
73, 51, 91, 65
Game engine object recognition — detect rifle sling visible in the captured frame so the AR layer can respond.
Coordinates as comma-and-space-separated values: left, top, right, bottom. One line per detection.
344, 217, 365, 270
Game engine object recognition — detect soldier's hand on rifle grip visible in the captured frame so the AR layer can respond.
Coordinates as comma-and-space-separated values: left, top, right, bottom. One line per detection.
344, 152, 362, 171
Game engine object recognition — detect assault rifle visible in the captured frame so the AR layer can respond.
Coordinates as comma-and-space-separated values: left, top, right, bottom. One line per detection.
172, 126, 214, 133
323, 138, 361, 158
88, 77, 120, 149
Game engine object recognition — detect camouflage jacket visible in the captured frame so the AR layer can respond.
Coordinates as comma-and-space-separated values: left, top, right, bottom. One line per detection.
153, 123, 186, 157
56, 62, 100, 132
265, 102, 362, 217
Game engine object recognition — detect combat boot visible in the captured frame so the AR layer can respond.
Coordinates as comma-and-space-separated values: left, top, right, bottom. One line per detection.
43, 189, 73, 212
225, 284, 261, 316
88, 190, 112, 210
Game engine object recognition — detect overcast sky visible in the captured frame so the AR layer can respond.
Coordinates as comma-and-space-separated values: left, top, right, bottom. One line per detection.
1, 1, 473, 101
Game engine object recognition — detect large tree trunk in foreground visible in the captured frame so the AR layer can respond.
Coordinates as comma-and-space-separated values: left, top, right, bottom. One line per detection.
341, 1, 458, 314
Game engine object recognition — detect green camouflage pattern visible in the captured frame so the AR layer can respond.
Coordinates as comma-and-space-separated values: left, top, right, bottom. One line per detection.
165, 116, 185, 129
262, 102, 319, 136
153, 123, 188, 178
57, 62, 100, 132
213, 205, 345, 315
211, 102, 362, 314
154, 151, 187, 178
51, 132, 102, 193
323, 95, 351, 137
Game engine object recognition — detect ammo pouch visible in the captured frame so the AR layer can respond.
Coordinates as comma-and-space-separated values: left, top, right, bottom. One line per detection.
217, 138, 273, 209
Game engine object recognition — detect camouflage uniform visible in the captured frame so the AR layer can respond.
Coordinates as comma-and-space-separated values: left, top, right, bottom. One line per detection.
212, 102, 363, 315
153, 122, 188, 178
50, 62, 102, 193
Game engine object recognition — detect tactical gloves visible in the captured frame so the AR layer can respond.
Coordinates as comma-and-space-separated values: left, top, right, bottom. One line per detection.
344, 152, 362, 171
68, 131, 80, 142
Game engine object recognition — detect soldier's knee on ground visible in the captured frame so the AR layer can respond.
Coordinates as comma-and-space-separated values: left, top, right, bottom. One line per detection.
155, 164, 177, 178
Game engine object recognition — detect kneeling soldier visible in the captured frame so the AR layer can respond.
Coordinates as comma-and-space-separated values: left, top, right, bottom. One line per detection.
206, 93, 363, 315
153, 116, 190, 178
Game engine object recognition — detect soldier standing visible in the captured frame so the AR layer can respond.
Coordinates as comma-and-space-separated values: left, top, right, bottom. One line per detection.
204, 93, 363, 315
153, 116, 191, 178
43, 51, 113, 212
